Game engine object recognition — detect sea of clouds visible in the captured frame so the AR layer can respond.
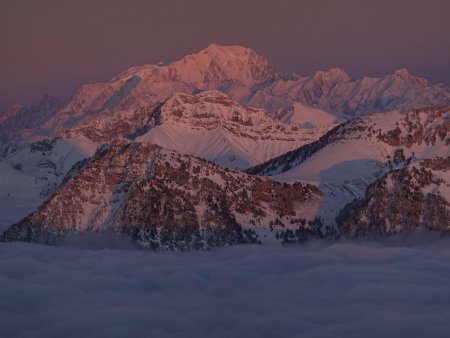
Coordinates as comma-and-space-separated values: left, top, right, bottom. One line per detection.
1, 231, 450, 338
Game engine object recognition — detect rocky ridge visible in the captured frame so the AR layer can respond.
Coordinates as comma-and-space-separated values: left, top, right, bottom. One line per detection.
247, 105, 450, 230
1, 140, 322, 249
248, 105, 450, 177
247, 68, 450, 117
5, 45, 450, 143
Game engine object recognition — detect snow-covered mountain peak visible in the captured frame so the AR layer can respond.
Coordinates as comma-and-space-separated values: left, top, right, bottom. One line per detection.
312, 68, 352, 85
172, 43, 275, 86
112, 44, 275, 88
247, 66, 450, 116
7, 45, 450, 143
394, 68, 412, 78
200, 43, 255, 58
46, 44, 275, 135
391, 68, 429, 85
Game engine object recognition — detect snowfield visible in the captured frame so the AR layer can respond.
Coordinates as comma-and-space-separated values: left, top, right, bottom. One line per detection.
1, 236, 450, 338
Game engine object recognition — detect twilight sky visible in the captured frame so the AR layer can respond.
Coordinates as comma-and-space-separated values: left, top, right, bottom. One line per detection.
1, 0, 449, 110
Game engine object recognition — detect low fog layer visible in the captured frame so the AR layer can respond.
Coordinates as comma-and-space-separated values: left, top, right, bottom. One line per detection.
1, 235, 450, 338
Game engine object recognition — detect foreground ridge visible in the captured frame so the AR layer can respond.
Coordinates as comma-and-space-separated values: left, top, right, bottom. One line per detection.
1, 140, 322, 249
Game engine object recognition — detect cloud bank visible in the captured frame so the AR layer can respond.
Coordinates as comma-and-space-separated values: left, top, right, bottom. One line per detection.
1, 235, 450, 338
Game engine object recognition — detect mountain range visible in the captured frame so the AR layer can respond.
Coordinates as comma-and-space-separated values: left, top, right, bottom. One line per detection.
2, 44, 450, 143
1, 44, 449, 247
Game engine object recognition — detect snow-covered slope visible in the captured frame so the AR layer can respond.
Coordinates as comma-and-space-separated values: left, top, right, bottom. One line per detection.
135, 91, 337, 169
247, 68, 450, 117
0, 135, 98, 231
274, 102, 339, 128
1, 140, 322, 248
0, 161, 38, 199
0, 136, 97, 199
248, 105, 450, 227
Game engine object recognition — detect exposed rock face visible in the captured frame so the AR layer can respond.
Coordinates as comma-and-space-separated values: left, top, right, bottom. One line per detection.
1, 141, 321, 249
336, 157, 450, 237
62, 103, 163, 142
376, 106, 450, 147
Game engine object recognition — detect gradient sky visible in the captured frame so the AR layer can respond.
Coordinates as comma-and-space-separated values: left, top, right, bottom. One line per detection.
1, 0, 449, 110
